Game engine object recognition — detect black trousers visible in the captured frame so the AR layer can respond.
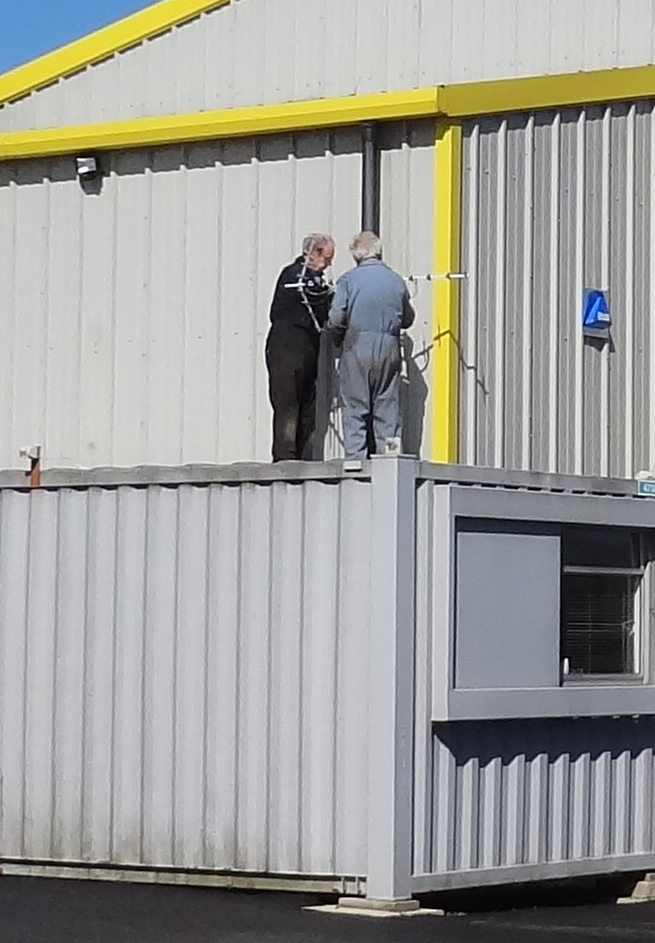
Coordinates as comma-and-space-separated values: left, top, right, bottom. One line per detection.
265, 323, 320, 462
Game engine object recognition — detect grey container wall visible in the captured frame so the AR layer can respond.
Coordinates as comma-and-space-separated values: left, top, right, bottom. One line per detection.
412, 472, 655, 890
0, 469, 371, 884
418, 717, 655, 886
460, 101, 655, 479
2, 458, 655, 897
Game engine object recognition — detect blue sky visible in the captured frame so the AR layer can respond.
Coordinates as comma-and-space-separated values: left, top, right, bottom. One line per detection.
0, 0, 153, 73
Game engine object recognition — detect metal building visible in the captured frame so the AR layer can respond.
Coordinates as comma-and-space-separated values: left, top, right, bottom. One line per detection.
4, 0, 655, 909
2, 0, 655, 473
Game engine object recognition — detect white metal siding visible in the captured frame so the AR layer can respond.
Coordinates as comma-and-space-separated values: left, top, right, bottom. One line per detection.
0, 478, 371, 875
4, 0, 655, 131
460, 101, 655, 479
0, 131, 361, 468
379, 120, 436, 460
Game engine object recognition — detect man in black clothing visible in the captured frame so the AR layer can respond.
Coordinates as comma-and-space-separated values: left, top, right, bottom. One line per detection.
265, 233, 335, 462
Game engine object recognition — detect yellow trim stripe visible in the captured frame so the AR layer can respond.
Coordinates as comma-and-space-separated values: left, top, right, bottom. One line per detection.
441, 64, 655, 117
3, 64, 655, 162
432, 120, 462, 465
0, 0, 230, 106
0, 89, 441, 160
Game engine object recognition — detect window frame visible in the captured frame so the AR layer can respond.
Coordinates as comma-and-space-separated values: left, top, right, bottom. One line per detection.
432, 482, 655, 722
560, 531, 650, 686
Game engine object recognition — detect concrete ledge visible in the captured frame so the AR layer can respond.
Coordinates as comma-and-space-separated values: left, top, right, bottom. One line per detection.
618, 873, 655, 904
305, 897, 445, 918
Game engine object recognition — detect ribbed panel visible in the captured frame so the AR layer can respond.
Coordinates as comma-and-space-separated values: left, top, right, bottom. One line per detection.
412, 478, 655, 880
460, 102, 655, 478
379, 120, 436, 459
0, 132, 361, 468
0, 479, 371, 875
428, 718, 655, 872
4, 0, 655, 130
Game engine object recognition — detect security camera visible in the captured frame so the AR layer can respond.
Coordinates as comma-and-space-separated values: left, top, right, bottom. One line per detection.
76, 156, 99, 178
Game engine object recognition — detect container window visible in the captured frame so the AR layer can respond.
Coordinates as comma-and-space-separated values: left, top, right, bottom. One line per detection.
561, 527, 643, 680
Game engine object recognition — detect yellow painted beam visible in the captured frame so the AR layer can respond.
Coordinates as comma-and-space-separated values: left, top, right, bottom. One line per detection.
0, 0, 230, 106
431, 120, 462, 464
441, 64, 655, 117
4, 63, 655, 163
0, 88, 442, 160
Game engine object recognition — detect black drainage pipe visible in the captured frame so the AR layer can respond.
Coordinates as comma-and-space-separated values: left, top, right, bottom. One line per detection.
361, 123, 380, 234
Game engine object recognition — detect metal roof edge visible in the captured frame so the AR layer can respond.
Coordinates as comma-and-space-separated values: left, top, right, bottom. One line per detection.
0, 460, 640, 496
441, 64, 655, 118
418, 462, 639, 498
0, 461, 371, 490
0, 88, 443, 160
0, 0, 231, 107
4, 65, 655, 161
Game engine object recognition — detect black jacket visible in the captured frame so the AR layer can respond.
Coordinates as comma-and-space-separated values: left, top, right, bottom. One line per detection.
268, 257, 332, 333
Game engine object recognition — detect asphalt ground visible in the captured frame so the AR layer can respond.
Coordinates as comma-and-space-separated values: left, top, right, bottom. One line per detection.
2, 876, 655, 943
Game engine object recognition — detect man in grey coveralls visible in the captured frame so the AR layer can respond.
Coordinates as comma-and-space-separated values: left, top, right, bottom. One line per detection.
328, 232, 415, 460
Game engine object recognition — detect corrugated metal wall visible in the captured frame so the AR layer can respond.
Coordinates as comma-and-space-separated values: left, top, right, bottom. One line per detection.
460, 101, 655, 478
380, 120, 436, 460
427, 717, 655, 873
3, 462, 655, 888
4, 0, 655, 131
0, 477, 371, 876
0, 130, 361, 468
413, 478, 655, 882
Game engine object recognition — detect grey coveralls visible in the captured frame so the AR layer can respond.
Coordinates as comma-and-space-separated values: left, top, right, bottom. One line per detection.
328, 259, 415, 460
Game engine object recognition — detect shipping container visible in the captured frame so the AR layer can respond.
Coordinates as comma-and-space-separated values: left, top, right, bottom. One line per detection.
1, 457, 655, 901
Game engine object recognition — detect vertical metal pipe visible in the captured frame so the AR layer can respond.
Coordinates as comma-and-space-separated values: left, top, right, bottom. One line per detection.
29, 456, 41, 489
361, 123, 380, 233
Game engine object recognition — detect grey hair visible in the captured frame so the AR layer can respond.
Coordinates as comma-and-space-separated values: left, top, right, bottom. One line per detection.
349, 231, 383, 262
302, 232, 335, 256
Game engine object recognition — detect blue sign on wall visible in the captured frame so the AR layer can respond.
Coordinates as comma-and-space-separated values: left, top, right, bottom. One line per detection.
583, 289, 611, 330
